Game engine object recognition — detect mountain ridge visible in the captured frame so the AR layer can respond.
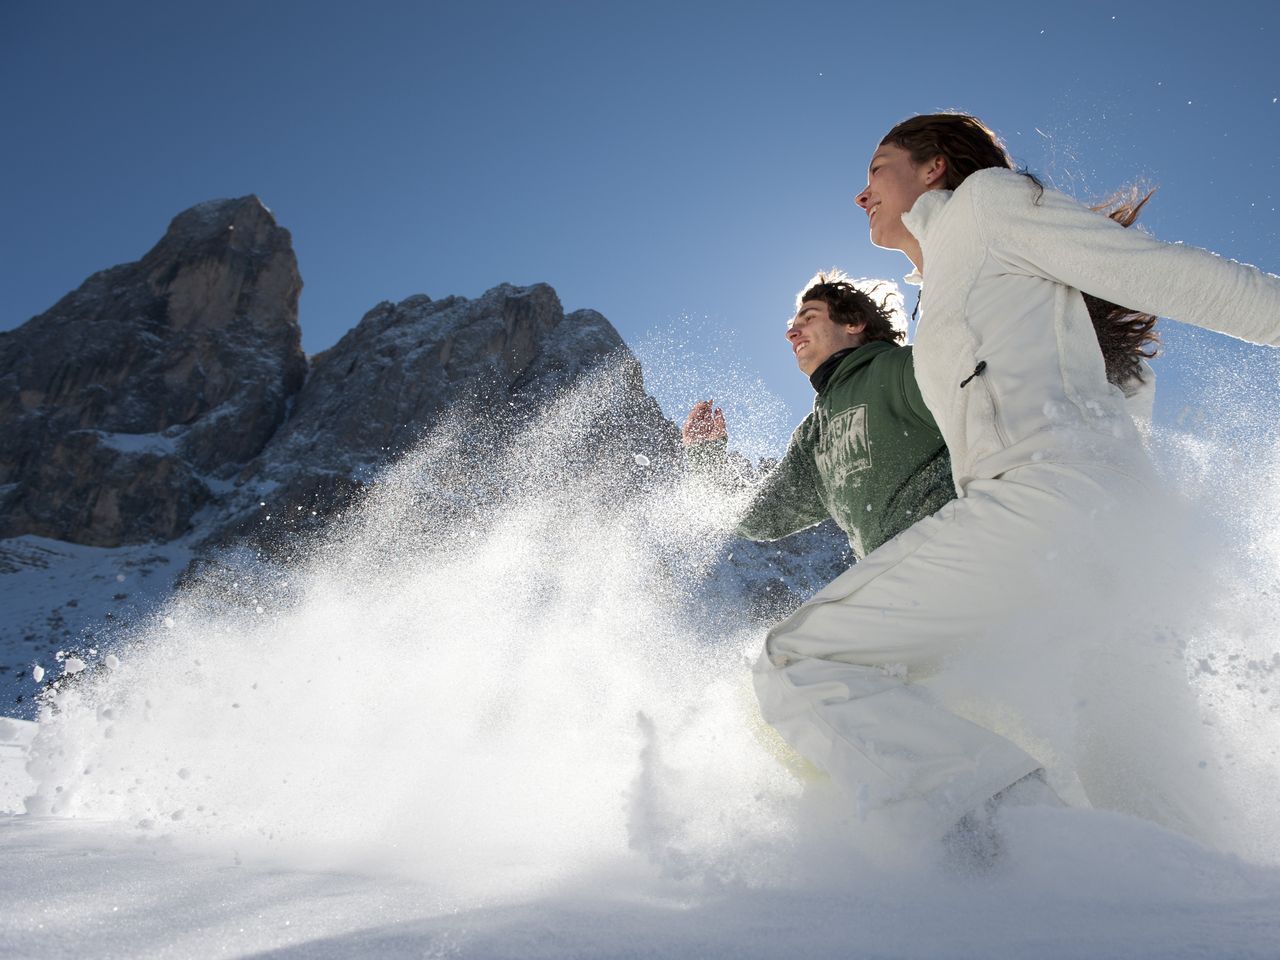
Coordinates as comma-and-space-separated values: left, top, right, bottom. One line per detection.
0, 195, 850, 713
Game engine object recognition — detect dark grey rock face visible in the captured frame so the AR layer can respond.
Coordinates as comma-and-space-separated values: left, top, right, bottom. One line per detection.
1, 432, 209, 547
0, 193, 682, 551
218, 284, 682, 545
0, 196, 304, 546
260, 284, 573, 480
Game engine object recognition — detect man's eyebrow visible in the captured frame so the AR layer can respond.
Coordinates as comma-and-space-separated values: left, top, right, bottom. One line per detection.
788, 306, 814, 326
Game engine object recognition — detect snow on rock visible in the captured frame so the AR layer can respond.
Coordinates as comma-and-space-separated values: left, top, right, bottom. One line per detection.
91, 431, 180, 457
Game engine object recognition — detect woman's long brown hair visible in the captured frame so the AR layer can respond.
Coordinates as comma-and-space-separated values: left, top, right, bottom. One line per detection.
881, 113, 1159, 385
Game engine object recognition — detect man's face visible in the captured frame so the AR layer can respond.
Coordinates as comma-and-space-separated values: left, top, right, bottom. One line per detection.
786, 300, 864, 376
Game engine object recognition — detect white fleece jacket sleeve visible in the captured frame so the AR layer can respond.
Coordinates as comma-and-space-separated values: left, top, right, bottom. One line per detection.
970, 170, 1280, 347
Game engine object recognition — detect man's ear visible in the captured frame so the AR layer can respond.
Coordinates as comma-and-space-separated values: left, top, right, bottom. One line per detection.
845, 321, 867, 338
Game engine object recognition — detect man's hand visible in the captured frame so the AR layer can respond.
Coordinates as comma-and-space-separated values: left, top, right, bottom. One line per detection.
682, 400, 727, 446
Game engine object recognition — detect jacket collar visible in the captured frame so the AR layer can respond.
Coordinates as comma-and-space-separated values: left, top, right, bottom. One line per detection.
808, 341, 894, 394
808, 348, 856, 393
900, 188, 952, 287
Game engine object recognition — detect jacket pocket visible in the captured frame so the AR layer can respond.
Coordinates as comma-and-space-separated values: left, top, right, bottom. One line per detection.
960, 360, 1012, 462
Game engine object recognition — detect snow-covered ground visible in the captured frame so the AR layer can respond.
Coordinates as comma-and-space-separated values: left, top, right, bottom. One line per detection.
2, 736, 1279, 959
3, 369, 1280, 958
0, 537, 192, 719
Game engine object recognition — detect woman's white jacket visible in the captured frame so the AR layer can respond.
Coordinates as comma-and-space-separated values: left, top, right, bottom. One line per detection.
902, 168, 1280, 492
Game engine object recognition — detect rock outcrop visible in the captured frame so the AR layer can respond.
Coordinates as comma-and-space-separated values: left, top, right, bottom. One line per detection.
0, 197, 304, 545
0, 197, 682, 551
0, 195, 851, 708
225, 283, 679, 545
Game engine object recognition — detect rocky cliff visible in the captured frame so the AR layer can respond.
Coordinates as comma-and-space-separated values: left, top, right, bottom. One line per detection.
0, 196, 849, 712
0, 197, 305, 546
223, 283, 679, 546
0, 198, 682, 551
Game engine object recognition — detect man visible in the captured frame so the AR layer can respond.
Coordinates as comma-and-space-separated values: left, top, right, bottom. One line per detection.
683, 271, 952, 561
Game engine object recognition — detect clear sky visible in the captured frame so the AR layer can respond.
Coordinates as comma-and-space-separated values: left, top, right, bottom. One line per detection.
3, 0, 1277, 452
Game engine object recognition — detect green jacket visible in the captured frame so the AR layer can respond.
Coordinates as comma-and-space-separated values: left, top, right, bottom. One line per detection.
691, 341, 953, 558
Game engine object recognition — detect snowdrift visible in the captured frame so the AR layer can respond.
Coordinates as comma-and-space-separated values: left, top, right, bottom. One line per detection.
3, 356, 1280, 958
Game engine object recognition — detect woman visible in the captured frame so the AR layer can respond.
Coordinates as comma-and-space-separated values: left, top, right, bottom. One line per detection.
752, 113, 1280, 851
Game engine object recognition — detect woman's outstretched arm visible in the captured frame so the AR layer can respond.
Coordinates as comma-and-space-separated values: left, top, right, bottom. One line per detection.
968, 169, 1280, 347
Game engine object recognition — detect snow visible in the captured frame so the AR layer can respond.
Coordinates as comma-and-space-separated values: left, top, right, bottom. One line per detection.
0, 536, 192, 718
1, 791, 1279, 958
90, 430, 179, 457
2, 364, 1280, 957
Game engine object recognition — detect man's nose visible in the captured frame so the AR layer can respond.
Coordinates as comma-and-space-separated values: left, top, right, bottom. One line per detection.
855, 186, 871, 210
785, 326, 800, 342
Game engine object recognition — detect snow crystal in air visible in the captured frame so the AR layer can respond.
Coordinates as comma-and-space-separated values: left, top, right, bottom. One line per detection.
15, 349, 1280, 930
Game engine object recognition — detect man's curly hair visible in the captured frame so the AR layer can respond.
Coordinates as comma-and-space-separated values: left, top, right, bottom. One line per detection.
796, 270, 905, 345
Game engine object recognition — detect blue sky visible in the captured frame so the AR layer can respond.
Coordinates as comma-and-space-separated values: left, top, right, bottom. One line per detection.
3, 0, 1277, 450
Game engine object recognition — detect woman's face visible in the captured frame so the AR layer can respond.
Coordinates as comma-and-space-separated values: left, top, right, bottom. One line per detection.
855, 143, 939, 253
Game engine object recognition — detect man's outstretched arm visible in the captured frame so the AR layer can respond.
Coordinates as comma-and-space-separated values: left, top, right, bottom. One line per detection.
682, 400, 828, 541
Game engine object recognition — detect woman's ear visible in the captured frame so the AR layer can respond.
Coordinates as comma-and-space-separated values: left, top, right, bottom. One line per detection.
924, 154, 947, 186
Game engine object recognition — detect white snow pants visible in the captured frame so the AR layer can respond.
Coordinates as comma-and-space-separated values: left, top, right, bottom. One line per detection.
753, 460, 1153, 837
